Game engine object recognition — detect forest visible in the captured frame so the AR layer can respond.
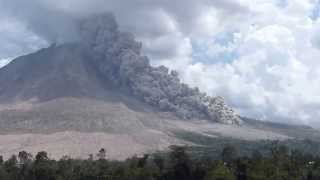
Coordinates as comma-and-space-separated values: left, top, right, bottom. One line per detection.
0, 140, 320, 180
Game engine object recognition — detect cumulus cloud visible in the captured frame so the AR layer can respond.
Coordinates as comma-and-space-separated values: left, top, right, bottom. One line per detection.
181, 0, 320, 126
1, 0, 320, 126
0, 18, 47, 59
0, 58, 11, 68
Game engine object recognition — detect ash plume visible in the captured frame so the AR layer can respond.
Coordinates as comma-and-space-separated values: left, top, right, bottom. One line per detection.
0, 0, 241, 124
0, 0, 80, 44
76, 14, 241, 124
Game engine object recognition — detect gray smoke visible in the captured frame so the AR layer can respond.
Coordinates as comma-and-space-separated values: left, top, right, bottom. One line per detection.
0, 0, 80, 44
77, 14, 241, 124
0, 0, 242, 124
0, 0, 249, 59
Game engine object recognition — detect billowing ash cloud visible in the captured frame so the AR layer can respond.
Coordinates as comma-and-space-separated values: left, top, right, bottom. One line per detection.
0, 0, 249, 60
3, 0, 320, 127
0, 0, 80, 43
77, 14, 241, 124
0, 0, 241, 124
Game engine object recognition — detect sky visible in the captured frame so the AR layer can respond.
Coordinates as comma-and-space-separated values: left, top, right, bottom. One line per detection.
0, 0, 320, 126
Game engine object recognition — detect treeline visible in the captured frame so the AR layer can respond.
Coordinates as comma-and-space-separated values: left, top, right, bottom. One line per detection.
0, 144, 320, 180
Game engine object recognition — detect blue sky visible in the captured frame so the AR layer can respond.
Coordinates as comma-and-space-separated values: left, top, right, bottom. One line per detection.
1, 0, 320, 127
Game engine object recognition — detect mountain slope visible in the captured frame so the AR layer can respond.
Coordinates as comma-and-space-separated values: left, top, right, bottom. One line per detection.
0, 44, 112, 102
0, 13, 319, 159
0, 13, 243, 125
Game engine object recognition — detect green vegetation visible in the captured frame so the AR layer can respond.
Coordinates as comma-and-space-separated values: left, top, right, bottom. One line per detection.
174, 131, 320, 160
0, 140, 320, 180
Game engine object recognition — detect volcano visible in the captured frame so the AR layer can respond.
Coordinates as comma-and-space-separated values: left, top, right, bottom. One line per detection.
0, 14, 319, 159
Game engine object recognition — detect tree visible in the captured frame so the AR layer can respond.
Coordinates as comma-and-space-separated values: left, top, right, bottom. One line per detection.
205, 161, 236, 180
235, 158, 248, 180
34, 151, 56, 180
18, 151, 32, 165
252, 150, 263, 162
0, 156, 3, 165
97, 148, 106, 160
4, 155, 19, 180
35, 151, 49, 163
169, 146, 193, 180
18, 151, 33, 180
222, 145, 238, 164
153, 154, 165, 173
137, 154, 149, 168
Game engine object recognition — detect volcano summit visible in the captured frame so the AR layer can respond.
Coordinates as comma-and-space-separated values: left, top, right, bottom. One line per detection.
0, 14, 315, 159
0, 14, 241, 125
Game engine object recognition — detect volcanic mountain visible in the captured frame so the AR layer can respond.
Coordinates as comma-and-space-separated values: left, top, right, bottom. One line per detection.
0, 14, 319, 159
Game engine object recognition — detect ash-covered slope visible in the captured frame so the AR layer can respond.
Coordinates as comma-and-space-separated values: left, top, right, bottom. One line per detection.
0, 13, 241, 125
0, 44, 111, 102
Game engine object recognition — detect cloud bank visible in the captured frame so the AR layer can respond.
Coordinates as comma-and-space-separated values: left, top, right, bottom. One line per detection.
1, 0, 320, 126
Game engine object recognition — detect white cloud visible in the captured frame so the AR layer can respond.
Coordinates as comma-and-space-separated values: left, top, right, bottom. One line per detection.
175, 0, 320, 126
0, 58, 12, 68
